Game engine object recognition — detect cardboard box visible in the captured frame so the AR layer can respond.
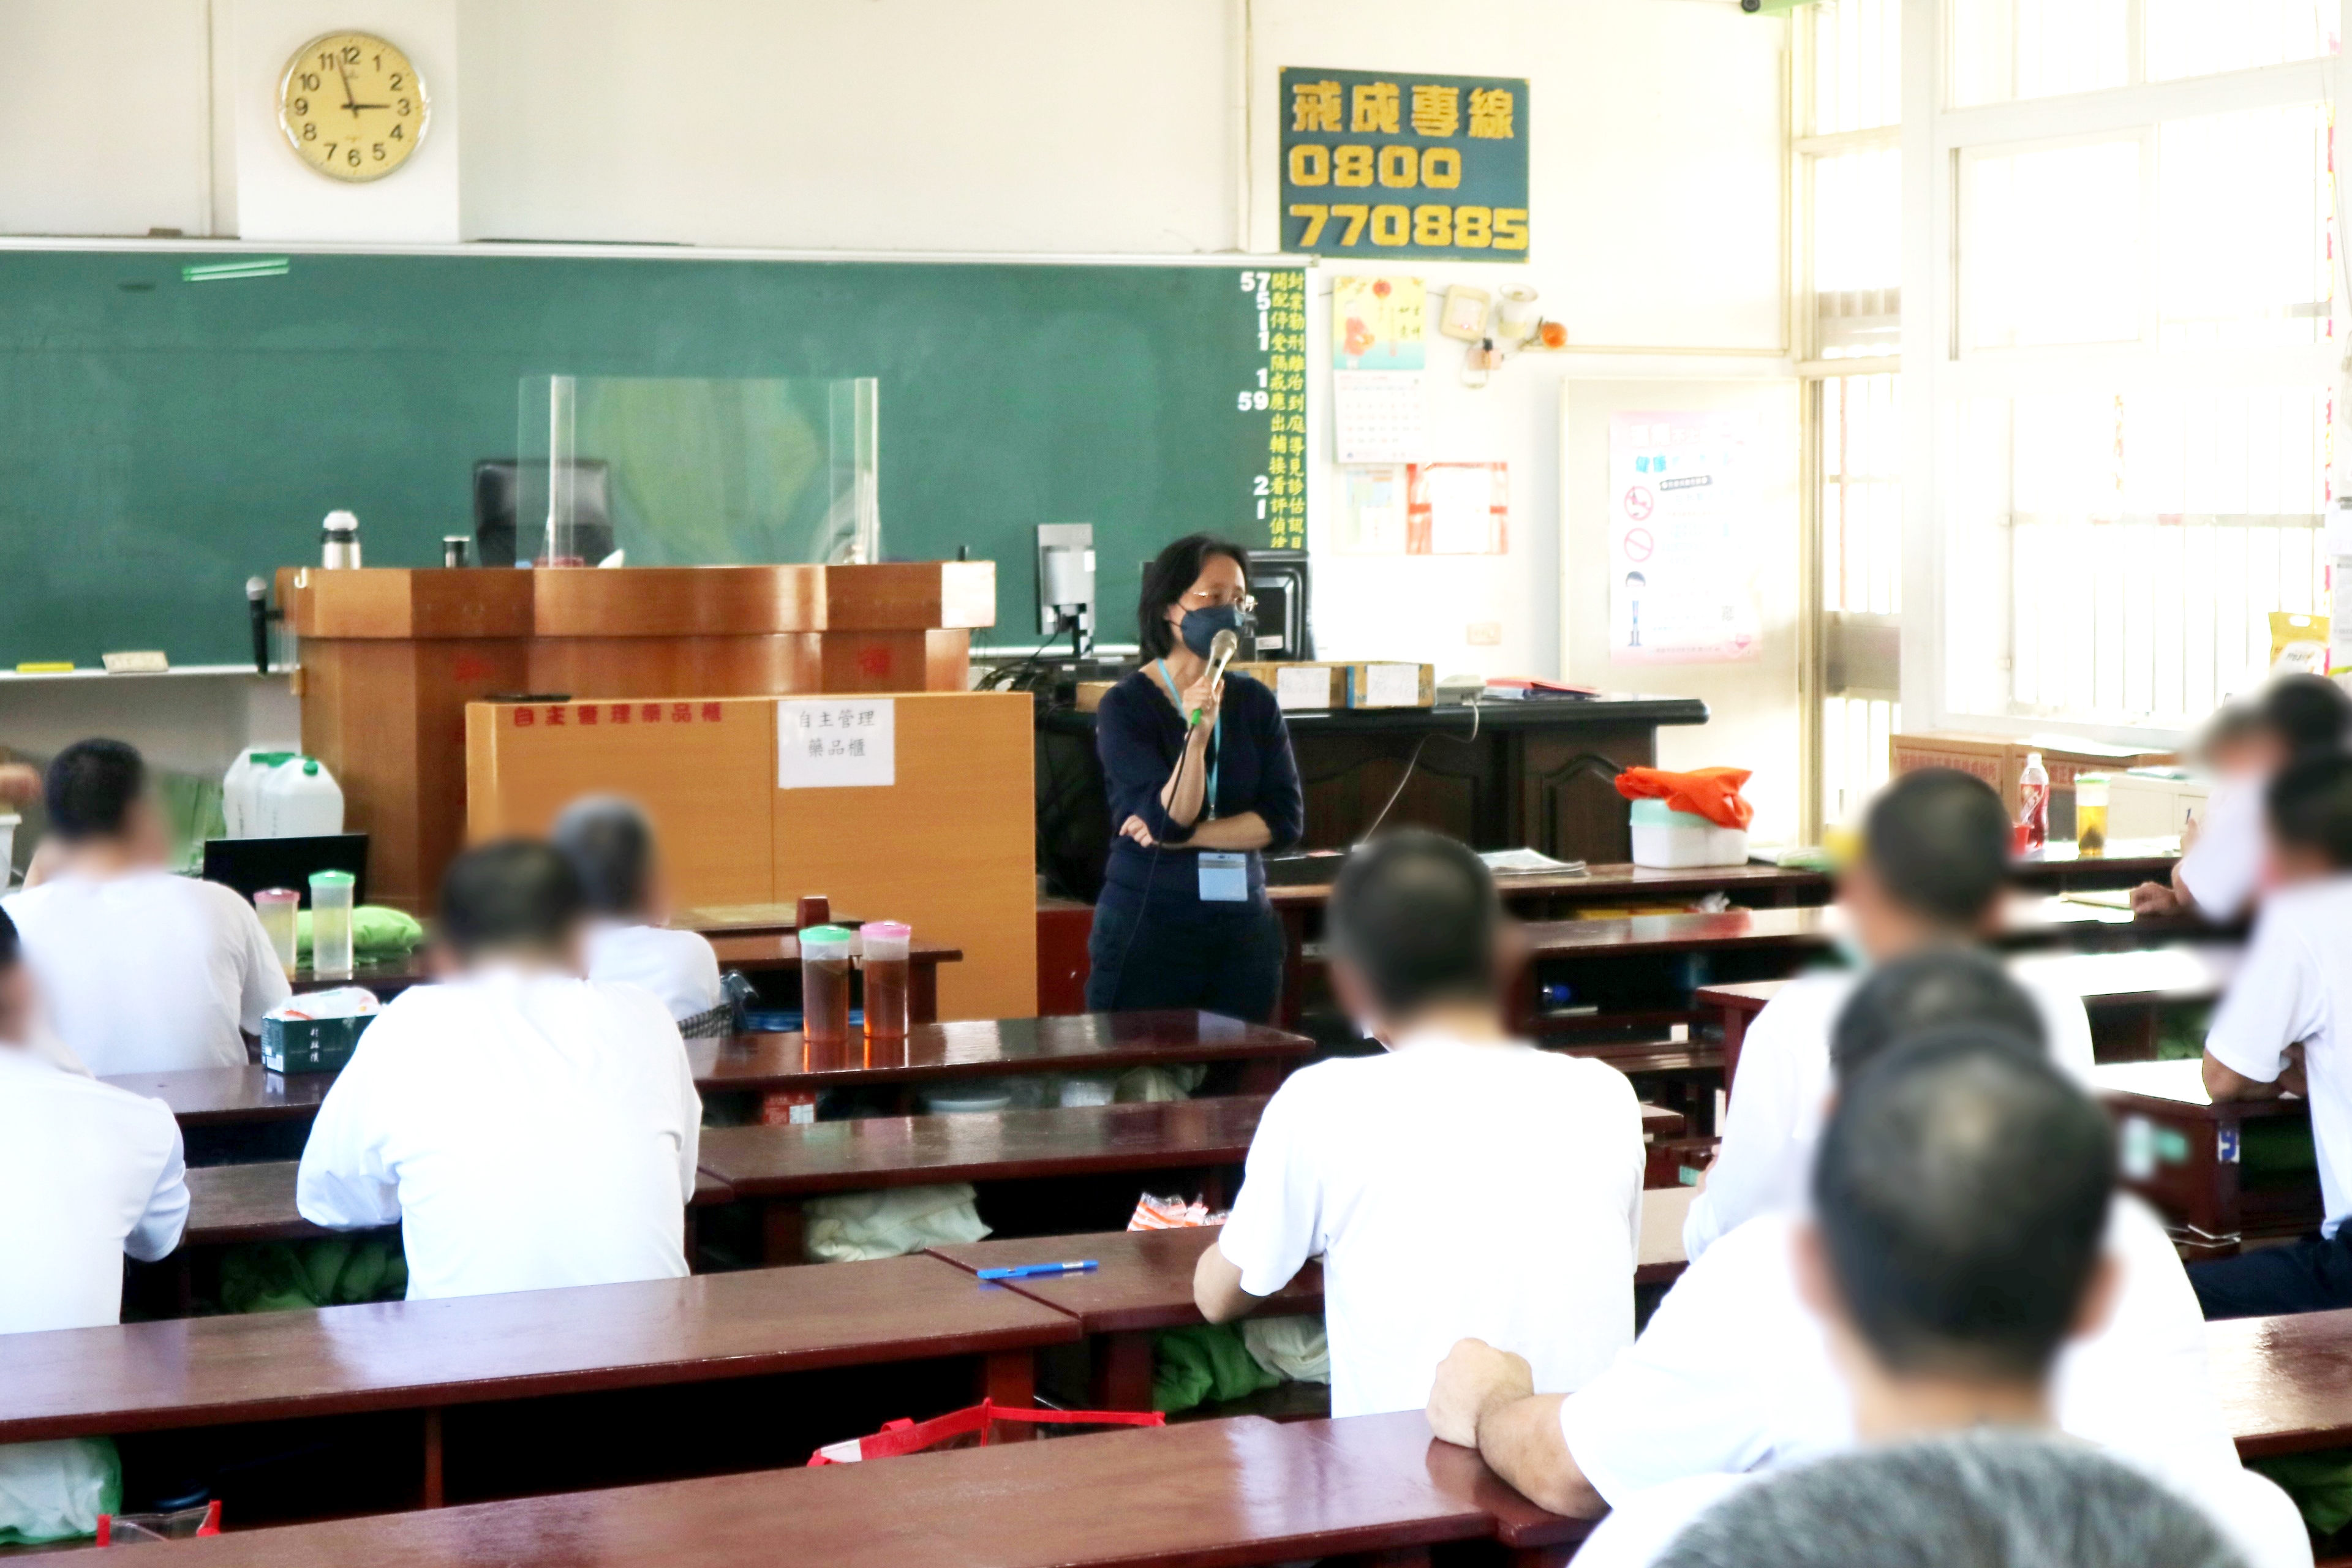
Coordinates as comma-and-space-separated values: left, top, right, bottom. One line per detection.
262, 1012, 375, 1075
1890, 732, 2176, 839
1234, 661, 1346, 712
1343, 662, 1436, 709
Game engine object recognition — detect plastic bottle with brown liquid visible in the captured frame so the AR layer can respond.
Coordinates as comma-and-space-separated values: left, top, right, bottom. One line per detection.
799, 925, 855, 1047
859, 921, 913, 1041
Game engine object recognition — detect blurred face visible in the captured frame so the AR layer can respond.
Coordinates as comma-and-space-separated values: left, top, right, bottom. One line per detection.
1836, 858, 1995, 962
2211, 730, 2288, 780
1164, 553, 1251, 646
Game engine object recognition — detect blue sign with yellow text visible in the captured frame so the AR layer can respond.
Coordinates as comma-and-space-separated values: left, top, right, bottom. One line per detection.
1278, 67, 1529, 261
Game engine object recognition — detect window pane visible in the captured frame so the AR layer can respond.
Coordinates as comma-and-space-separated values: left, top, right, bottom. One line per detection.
1811, 0, 1901, 135
2147, 0, 2337, 82
1823, 696, 1901, 829
1963, 140, 2142, 349
1945, 387, 2329, 728
2158, 104, 2332, 349
1822, 374, 1904, 614
1812, 148, 1902, 357
1950, 0, 2128, 108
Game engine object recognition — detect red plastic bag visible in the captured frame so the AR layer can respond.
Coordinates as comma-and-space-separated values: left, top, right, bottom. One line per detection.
807, 1398, 1164, 1465
97, 1502, 221, 1545
1615, 766, 1755, 831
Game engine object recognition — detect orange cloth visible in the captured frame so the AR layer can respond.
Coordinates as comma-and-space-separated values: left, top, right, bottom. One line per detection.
1615, 766, 1754, 831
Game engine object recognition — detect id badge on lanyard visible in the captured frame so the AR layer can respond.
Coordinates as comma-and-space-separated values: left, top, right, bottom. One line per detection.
1161, 658, 1246, 902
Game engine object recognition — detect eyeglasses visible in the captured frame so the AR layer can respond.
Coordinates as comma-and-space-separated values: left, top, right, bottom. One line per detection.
1182, 587, 1257, 613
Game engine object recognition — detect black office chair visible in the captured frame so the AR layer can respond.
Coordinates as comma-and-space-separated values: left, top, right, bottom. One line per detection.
472, 459, 616, 567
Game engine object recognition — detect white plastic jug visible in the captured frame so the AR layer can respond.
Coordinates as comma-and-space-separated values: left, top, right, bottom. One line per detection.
258, 757, 344, 837
222, 748, 300, 838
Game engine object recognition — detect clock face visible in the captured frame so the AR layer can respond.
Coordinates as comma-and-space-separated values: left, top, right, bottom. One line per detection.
277, 32, 428, 183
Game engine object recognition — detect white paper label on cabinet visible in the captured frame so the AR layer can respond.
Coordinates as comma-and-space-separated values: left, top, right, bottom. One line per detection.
777, 699, 896, 788
1275, 666, 1333, 711
1363, 664, 1422, 707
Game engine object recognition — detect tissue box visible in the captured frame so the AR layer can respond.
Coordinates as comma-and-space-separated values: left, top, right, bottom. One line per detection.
262, 1012, 375, 1074
1629, 799, 1750, 869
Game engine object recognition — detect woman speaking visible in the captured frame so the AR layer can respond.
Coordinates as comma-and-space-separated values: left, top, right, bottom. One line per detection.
1087, 534, 1303, 1022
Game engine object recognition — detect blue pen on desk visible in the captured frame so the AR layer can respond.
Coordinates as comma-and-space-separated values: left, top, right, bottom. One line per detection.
976, 1261, 1099, 1281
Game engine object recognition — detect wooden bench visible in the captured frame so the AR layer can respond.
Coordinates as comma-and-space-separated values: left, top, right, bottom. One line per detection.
107, 1011, 1314, 1139
115, 1409, 1586, 1567
179, 1161, 737, 1250
2093, 1058, 2320, 1254
9, 1255, 1075, 1513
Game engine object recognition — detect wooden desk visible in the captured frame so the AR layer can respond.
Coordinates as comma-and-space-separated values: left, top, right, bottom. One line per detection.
2212, 1308, 2352, 1460
1694, 943, 2238, 1096
931, 1227, 1325, 1411
692, 1011, 1313, 1101
698, 1098, 1269, 1265
932, 1191, 1697, 1414
287, 938, 961, 1022
2092, 1058, 2320, 1252
113, 1012, 1302, 1140
4, 1256, 1070, 1510
138, 1410, 1581, 1567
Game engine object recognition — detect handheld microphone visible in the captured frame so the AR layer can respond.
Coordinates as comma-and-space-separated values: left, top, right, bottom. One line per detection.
1191, 628, 1241, 726
246, 576, 271, 676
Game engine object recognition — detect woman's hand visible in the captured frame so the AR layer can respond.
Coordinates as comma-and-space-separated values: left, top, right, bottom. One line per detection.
1118, 815, 1158, 848
1180, 672, 1224, 733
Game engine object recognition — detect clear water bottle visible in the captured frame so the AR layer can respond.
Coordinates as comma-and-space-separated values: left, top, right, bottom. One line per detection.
2017, 752, 2051, 853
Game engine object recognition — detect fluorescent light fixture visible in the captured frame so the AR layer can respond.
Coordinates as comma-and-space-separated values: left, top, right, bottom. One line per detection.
181, 258, 291, 283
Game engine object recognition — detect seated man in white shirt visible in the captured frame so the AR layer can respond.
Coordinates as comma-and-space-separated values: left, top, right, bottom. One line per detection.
1193, 829, 1645, 1418
1683, 766, 2094, 1261
1562, 1028, 2307, 1568
2135, 675, 2352, 924
2192, 750, 2352, 1317
0, 907, 190, 1544
1429, 951, 2259, 1546
1648, 1430, 2250, 1568
550, 794, 723, 1029
297, 838, 703, 1300
1, 739, 288, 1077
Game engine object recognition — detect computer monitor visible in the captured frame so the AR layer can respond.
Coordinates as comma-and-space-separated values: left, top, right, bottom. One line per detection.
472, 460, 614, 567
202, 834, 369, 908
1246, 549, 1313, 660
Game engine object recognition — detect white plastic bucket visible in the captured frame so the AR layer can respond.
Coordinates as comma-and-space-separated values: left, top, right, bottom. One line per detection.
1629, 799, 1749, 869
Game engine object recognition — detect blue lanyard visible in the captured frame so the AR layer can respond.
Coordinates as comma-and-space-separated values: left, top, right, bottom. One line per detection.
1158, 658, 1221, 820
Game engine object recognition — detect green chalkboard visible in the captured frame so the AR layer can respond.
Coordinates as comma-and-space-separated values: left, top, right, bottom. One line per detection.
0, 249, 1305, 666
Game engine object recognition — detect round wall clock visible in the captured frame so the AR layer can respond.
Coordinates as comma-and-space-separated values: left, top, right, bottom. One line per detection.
277, 31, 428, 182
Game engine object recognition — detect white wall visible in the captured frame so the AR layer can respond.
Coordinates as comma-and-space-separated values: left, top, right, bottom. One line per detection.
0, 0, 1794, 812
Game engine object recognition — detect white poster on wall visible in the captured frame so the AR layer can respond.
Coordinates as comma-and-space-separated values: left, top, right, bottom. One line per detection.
1607, 412, 1765, 663
777, 698, 895, 788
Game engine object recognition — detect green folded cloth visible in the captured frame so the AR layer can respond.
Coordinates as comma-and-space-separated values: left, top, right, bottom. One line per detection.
2255, 1449, 2352, 1536
296, 905, 424, 962
219, 1238, 407, 1314
1151, 1323, 1280, 1414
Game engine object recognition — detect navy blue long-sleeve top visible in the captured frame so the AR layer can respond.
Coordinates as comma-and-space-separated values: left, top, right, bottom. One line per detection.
1095, 666, 1305, 910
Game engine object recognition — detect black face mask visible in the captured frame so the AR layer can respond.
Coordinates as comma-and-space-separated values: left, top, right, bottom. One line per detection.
1177, 603, 1243, 657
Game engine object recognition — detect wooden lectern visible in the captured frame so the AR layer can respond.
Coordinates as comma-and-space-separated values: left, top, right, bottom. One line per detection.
281, 563, 994, 911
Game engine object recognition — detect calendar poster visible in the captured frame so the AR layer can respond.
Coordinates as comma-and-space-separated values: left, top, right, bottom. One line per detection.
1607, 412, 1764, 664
